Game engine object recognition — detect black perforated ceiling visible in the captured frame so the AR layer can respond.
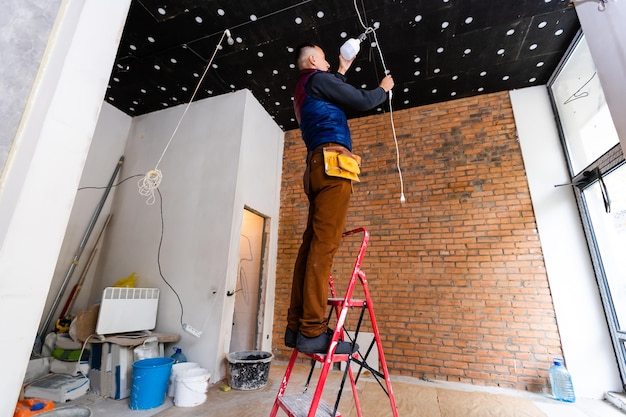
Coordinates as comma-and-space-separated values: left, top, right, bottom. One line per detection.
105, 0, 580, 131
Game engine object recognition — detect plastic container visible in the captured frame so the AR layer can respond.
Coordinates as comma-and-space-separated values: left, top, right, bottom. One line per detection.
129, 357, 174, 410
168, 362, 199, 397
227, 350, 273, 390
133, 337, 159, 362
549, 358, 575, 403
170, 347, 187, 364
174, 367, 211, 407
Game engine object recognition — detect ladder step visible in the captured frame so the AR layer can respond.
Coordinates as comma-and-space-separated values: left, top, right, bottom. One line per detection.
305, 352, 354, 363
327, 297, 365, 307
278, 393, 342, 417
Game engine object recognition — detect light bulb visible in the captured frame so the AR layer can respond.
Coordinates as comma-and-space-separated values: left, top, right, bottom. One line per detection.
225, 29, 234, 46
340, 32, 367, 60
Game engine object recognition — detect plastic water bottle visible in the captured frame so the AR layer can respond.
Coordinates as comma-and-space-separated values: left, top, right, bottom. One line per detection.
170, 347, 187, 364
549, 358, 575, 402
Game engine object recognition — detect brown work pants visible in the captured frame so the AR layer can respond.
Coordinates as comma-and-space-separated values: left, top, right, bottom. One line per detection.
287, 145, 352, 337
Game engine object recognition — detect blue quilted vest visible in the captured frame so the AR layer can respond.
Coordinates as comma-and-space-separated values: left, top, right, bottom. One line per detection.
294, 69, 352, 152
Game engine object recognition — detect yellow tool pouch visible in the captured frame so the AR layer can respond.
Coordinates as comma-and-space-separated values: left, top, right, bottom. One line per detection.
323, 147, 362, 182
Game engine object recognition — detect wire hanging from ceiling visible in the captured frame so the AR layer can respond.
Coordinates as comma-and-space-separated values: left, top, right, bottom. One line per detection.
138, 29, 234, 205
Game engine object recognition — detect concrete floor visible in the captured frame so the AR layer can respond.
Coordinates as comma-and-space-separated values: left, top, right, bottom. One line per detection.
61, 361, 624, 417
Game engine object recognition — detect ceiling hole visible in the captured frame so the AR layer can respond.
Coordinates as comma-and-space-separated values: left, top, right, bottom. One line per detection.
281, 85, 286, 90
414, 57, 421, 63
162, 103, 168, 107
129, 44, 137, 51
207, 89, 213, 94
153, 64, 160, 70
265, 88, 270, 92
258, 51, 264, 57
506, 29, 515, 36
295, 17, 302, 24
287, 47, 294, 52
403, 88, 409, 92
340, 32, 347, 38
478, 87, 484, 92
195, 16, 203, 23
465, 17, 473, 24
157, 7, 166, 15
463, 48, 471, 55
536, 61, 544, 67
451, 92, 457, 96
140, 88, 147, 93
437, 47, 444, 53
250, 14, 257, 21
441, 21, 449, 29
172, 97, 178, 101
212, 64, 218, 68
355, 66, 361, 72
147, 36, 155, 43
272, 69, 279, 75
230, 84, 235, 89
193, 72, 199, 77
113, 77, 120, 82
452, 75, 458, 80
480, 71, 487, 76
275, 102, 280, 106
246, 69, 253, 75
538, 21, 547, 29
497, 48, 505, 55
129, 107, 134, 111
555, 29, 564, 36
431, 89, 437, 94
404, 100, 409, 104
170, 58, 177, 64
181, 86, 188, 91
370, 42, 377, 48
217, 8, 225, 16
289, 63, 295, 69
502, 75, 510, 81
132, 100, 138, 105
317, 11, 324, 18
529, 44, 538, 50
361, 84, 367, 88
529, 77, 537, 82
414, 70, 421, 76
414, 15, 422, 22
236, 37, 242, 43
108, 96, 114, 101
160, 86, 166, 91
434, 68, 441, 73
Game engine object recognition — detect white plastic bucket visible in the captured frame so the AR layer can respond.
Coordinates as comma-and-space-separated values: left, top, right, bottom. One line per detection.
174, 367, 210, 408
167, 362, 199, 397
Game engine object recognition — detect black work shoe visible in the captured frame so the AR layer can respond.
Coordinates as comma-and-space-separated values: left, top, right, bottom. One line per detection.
296, 331, 358, 355
284, 327, 297, 348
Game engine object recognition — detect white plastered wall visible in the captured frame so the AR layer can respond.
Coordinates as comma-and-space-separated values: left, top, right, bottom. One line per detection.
0, 1, 131, 416
510, 85, 622, 399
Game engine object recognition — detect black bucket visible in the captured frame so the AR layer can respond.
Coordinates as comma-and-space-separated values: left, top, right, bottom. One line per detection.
227, 350, 273, 390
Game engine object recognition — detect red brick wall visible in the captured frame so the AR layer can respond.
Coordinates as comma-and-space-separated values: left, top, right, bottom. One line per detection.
273, 91, 562, 392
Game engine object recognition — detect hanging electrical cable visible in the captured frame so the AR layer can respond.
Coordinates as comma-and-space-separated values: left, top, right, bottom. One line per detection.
138, 29, 235, 205
348, 0, 406, 204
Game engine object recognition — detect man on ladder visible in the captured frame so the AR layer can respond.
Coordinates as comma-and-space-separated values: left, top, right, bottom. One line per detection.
286, 41, 394, 354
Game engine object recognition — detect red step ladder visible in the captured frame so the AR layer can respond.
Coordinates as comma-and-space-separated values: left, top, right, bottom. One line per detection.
270, 228, 399, 417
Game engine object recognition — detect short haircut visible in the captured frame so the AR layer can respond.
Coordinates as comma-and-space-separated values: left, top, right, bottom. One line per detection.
295, 41, 319, 69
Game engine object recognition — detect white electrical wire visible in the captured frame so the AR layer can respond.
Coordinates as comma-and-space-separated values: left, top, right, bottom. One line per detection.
138, 29, 231, 205
353, 0, 406, 204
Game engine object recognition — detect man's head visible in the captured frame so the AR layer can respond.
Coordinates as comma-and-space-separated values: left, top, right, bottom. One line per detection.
295, 42, 330, 71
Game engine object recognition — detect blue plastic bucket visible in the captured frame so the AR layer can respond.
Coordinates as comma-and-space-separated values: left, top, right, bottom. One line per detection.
130, 357, 174, 410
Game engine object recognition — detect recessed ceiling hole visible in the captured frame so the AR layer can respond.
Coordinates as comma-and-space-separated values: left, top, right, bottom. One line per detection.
289, 63, 295, 69
258, 51, 264, 57
464, 48, 471, 55
414, 15, 422, 22
403, 88, 409, 93
287, 47, 294, 52
157, 7, 166, 15
414, 57, 421, 63
229, 84, 235, 89
437, 47, 444, 53
404, 100, 409, 104
170, 58, 177, 64
153, 64, 160, 70
506, 29, 515, 36
465, 17, 473, 24
195, 16, 203, 23
317, 11, 324, 18
140, 88, 147, 93
478, 87, 484, 92
162, 103, 168, 107
281, 85, 286, 90
536, 61, 544, 67
355, 67, 361, 72
181, 86, 188, 91
361, 84, 367, 88
236, 37, 242, 43
451, 92, 457, 96
275, 102, 280, 106
555, 29, 564, 36
480, 71, 487, 76
247, 69, 253, 75
217, 9, 225, 16
538, 21, 547, 29
497, 48, 505, 55
129, 107, 134, 111
250, 14, 257, 21
172, 97, 178, 101
193, 72, 199, 77
340, 32, 347, 38
431, 89, 437, 94
452, 75, 458, 80
160, 86, 166, 91
529, 44, 538, 50
273, 69, 279, 75
434, 68, 441, 74
370, 42, 377, 48
264, 88, 270, 93
442, 21, 449, 29
207, 89, 213, 94
108, 96, 114, 101
113, 77, 120, 82
148, 36, 155, 43
129, 44, 137, 51
212, 64, 218, 69
414, 70, 421, 76
502, 75, 510, 81
132, 100, 138, 105
295, 17, 302, 24
529, 77, 537, 82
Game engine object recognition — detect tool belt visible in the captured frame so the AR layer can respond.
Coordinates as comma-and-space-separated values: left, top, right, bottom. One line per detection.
322, 146, 362, 182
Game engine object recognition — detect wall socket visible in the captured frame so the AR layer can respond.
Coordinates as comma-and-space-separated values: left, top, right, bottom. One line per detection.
182, 323, 202, 338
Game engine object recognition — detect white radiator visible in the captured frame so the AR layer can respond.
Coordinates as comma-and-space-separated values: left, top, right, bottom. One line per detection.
95, 287, 159, 335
